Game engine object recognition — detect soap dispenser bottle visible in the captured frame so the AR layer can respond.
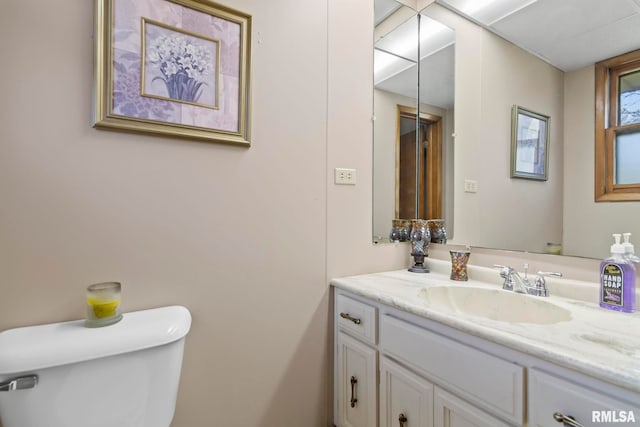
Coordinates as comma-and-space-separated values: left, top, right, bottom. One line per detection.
622, 232, 640, 263
600, 234, 636, 313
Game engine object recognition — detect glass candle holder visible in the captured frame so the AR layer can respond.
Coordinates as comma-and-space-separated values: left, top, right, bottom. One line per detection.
85, 282, 123, 328
409, 219, 431, 273
400, 220, 412, 242
450, 250, 471, 281
389, 219, 403, 242
428, 219, 447, 244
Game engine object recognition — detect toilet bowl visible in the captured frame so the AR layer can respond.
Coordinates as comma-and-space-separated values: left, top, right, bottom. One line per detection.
0, 305, 191, 427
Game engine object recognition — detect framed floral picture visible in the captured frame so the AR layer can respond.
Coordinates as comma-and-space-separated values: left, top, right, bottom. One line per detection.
510, 105, 549, 180
94, 0, 251, 145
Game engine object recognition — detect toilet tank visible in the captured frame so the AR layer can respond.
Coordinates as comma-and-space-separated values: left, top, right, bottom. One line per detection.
0, 305, 191, 427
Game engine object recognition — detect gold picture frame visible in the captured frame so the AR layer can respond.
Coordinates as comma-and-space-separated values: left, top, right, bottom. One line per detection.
510, 105, 550, 180
94, 0, 251, 146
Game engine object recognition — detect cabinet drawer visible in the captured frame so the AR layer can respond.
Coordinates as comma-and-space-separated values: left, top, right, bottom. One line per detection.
336, 293, 377, 345
529, 369, 640, 427
380, 315, 524, 424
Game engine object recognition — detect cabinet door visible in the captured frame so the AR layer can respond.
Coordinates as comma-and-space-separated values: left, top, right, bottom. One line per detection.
380, 357, 434, 427
434, 387, 511, 427
337, 331, 377, 427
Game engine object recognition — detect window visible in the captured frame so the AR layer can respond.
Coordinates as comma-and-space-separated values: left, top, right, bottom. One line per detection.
595, 49, 640, 201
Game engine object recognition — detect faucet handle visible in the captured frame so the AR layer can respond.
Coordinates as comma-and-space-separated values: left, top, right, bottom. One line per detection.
493, 265, 515, 290
493, 264, 513, 273
537, 271, 563, 279
532, 271, 563, 297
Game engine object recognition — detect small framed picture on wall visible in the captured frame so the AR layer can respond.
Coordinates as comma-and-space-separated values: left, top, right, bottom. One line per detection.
511, 105, 550, 180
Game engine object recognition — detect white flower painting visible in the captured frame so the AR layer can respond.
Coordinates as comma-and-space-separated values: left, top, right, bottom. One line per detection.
142, 20, 219, 109
100, 0, 250, 144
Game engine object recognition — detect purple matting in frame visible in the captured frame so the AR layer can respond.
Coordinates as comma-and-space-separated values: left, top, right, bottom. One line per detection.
113, 0, 238, 131
94, 0, 251, 145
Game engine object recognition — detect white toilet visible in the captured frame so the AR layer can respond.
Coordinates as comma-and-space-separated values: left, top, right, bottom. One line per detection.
0, 305, 191, 427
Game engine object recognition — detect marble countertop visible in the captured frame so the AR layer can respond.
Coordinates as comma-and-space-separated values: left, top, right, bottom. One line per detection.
330, 260, 640, 394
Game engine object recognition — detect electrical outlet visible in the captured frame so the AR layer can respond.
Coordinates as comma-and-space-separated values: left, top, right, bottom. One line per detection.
335, 168, 357, 185
464, 179, 478, 193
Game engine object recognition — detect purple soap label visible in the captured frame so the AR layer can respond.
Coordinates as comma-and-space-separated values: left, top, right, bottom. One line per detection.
601, 263, 624, 307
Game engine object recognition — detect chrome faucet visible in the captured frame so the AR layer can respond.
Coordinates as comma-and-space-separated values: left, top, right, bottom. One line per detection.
493, 264, 562, 297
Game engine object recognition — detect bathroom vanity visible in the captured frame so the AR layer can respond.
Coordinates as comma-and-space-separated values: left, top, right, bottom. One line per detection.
331, 261, 640, 427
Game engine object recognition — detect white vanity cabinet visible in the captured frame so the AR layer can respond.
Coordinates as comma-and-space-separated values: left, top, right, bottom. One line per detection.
334, 289, 523, 427
333, 287, 640, 427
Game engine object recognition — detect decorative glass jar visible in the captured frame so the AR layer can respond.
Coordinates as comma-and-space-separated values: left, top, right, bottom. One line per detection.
409, 219, 431, 273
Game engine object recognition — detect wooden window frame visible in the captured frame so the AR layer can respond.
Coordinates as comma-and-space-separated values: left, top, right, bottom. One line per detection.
595, 49, 640, 202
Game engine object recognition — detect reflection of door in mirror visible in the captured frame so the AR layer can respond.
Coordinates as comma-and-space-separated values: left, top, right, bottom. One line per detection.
397, 106, 442, 220
372, 1, 454, 244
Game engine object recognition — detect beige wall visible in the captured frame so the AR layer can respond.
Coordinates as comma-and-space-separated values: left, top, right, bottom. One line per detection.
563, 66, 640, 259
327, 0, 411, 280
1, 1, 637, 427
1, 0, 331, 426
327, 2, 620, 281
426, 6, 565, 254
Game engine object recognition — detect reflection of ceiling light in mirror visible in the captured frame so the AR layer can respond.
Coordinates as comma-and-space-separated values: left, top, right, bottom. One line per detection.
419, 18, 451, 42
438, 0, 540, 25
374, 49, 415, 85
419, 15, 456, 57
376, 16, 420, 63
375, 14, 455, 85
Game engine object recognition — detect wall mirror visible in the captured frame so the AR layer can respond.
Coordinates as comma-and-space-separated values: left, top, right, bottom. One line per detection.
372, 0, 455, 244
372, 0, 640, 259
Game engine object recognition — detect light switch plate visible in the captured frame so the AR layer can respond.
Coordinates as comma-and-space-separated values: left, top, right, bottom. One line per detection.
464, 179, 478, 193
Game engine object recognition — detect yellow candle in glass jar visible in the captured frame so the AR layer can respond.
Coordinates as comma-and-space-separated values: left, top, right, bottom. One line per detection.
85, 282, 122, 327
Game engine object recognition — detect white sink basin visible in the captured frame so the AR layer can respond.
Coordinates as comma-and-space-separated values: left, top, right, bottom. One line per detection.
417, 286, 572, 324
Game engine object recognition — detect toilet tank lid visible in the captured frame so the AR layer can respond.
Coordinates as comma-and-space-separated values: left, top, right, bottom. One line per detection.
0, 305, 191, 375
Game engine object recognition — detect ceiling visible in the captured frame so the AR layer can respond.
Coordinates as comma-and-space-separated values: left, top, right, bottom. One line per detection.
436, 0, 640, 72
